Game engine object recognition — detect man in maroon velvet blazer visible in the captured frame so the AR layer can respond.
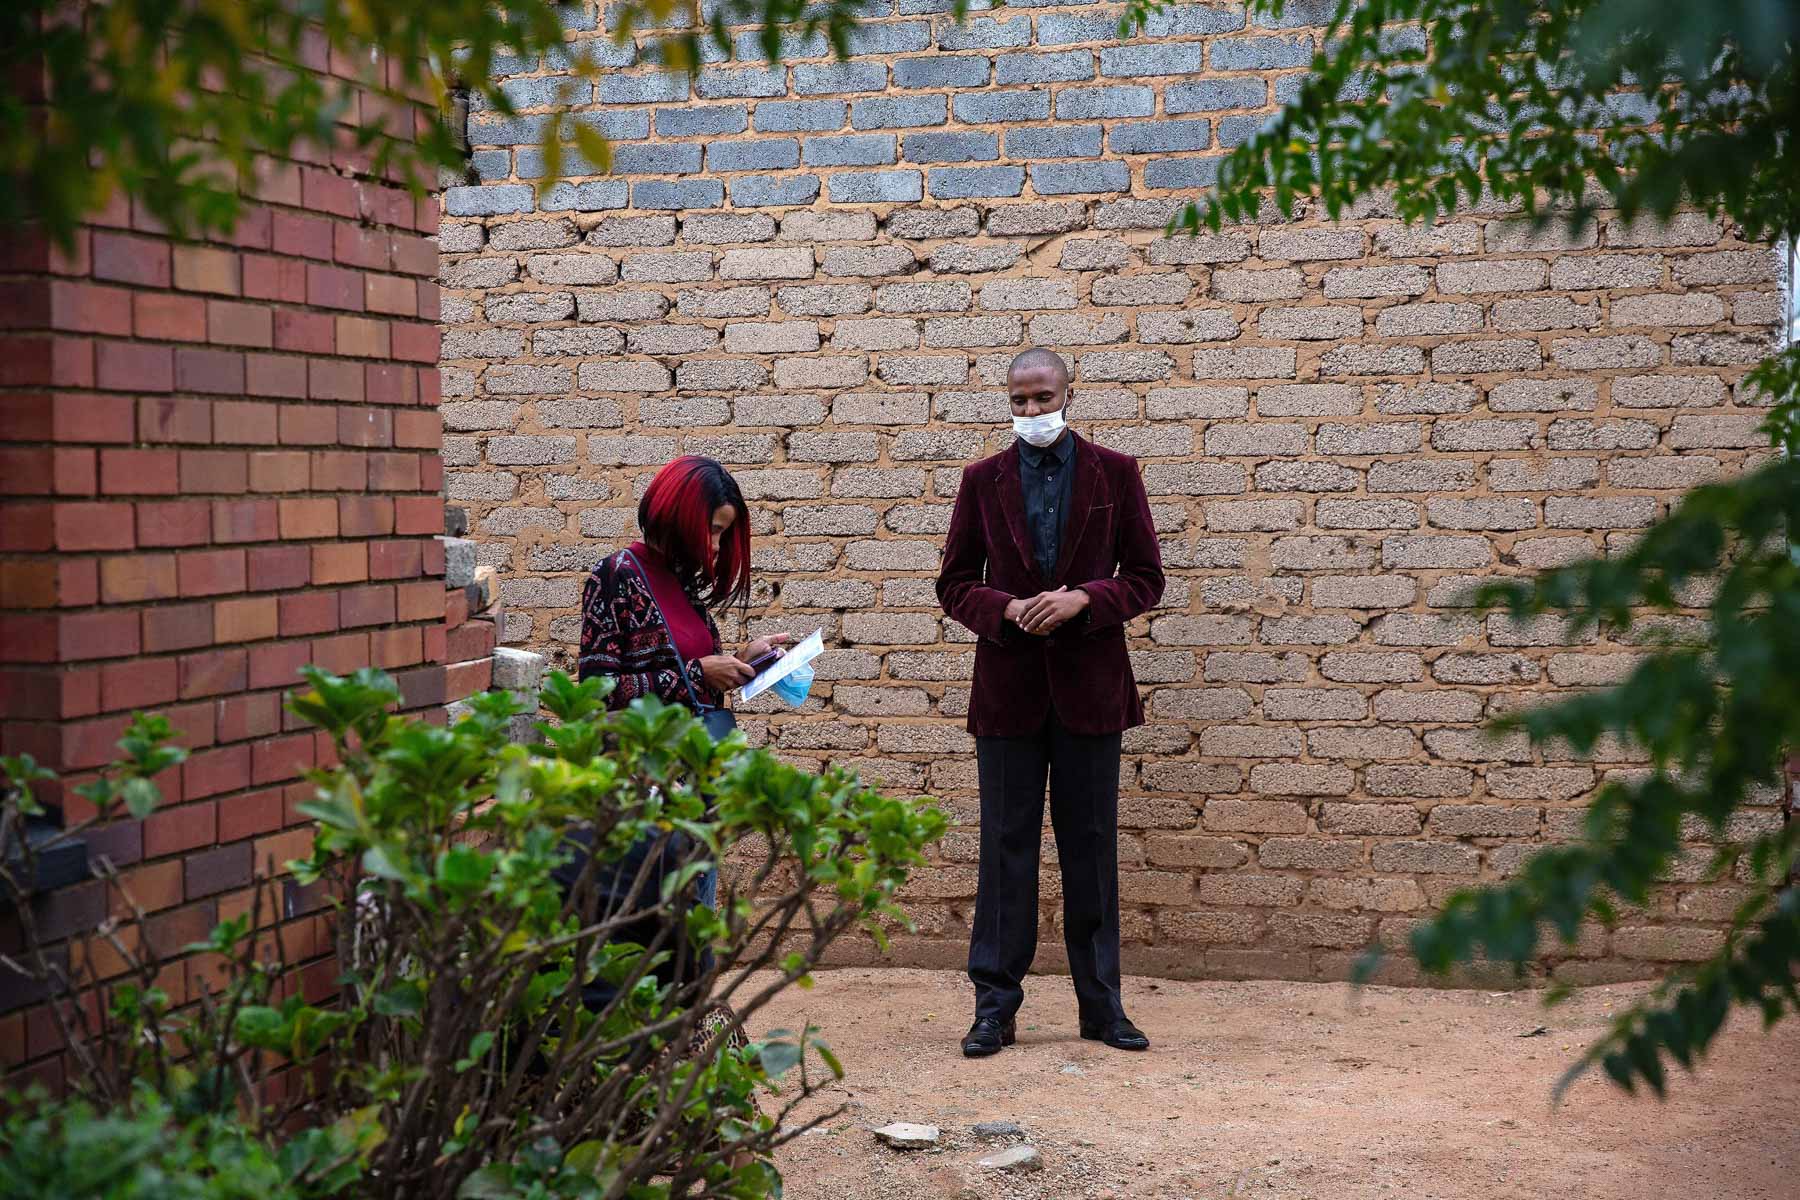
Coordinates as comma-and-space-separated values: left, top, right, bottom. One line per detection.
936, 348, 1165, 1058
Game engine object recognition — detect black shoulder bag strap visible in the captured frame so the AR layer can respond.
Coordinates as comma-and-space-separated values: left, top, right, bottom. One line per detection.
618, 549, 738, 741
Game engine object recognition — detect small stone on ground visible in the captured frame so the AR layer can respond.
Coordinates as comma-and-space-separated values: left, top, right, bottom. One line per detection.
873, 1122, 940, 1150
976, 1145, 1043, 1174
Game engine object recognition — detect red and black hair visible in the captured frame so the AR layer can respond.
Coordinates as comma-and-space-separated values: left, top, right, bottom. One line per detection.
637, 456, 752, 611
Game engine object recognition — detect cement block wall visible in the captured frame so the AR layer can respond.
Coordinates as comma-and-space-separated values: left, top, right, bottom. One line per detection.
438, 0, 1786, 984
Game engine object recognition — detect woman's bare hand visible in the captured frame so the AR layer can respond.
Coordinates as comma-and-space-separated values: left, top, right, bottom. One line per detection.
700, 655, 755, 692
741, 632, 792, 663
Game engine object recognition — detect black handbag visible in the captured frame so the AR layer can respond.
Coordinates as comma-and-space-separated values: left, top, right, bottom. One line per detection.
620, 550, 739, 742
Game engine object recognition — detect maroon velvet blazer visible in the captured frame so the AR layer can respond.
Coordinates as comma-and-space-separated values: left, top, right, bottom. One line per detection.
937, 435, 1165, 738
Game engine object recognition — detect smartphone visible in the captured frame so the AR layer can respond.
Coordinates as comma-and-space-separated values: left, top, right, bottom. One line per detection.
746, 648, 784, 675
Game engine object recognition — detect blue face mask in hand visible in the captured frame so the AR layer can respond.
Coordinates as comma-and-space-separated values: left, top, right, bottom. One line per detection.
770, 662, 814, 707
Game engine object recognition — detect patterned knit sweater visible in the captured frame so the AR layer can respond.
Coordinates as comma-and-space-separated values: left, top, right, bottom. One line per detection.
576, 549, 724, 712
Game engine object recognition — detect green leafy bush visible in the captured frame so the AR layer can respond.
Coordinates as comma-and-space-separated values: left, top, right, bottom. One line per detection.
2, 668, 944, 1198
0, 1085, 367, 1200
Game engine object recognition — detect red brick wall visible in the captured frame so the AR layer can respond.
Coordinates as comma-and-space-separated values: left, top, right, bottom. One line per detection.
0, 63, 450, 1085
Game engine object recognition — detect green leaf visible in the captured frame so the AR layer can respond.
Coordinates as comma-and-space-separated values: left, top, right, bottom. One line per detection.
234, 1006, 285, 1047
563, 1139, 605, 1176
2, 754, 57, 816
74, 778, 120, 813
119, 777, 162, 819
373, 981, 425, 1018
455, 1031, 496, 1073
814, 1039, 844, 1079
457, 1164, 515, 1199
571, 122, 614, 176
758, 1037, 802, 1078
438, 845, 494, 894
362, 845, 407, 881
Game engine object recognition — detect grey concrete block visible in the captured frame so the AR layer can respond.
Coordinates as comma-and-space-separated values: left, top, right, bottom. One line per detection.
467, 113, 552, 146
851, 94, 950, 129
953, 90, 1051, 122
803, 133, 899, 167
929, 165, 1027, 199
1143, 4, 1248, 35
513, 139, 612, 179
444, 185, 533, 216
684, 212, 778, 244
936, 14, 1030, 49
893, 55, 991, 88
1209, 34, 1315, 71
598, 72, 689, 105
795, 62, 890, 95
753, 99, 847, 132
995, 49, 1094, 83
469, 150, 512, 181
1054, 85, 1155, 119
829, 169, 926, 203
886, 207, 982, 238
570, 110, 653, 141
733, 28, 831, 60
846, 21, 933, 54
1166, 78, 1268, 112
1030, 160, 1130, 194
697, 65, 787, 99
904, 131, 1000, 163
1215, 114, 1269, 147
1109, 119, 1213, 154
546, 38, 636, 69
1005, 124, 1103, 159
1144, 159, 1220, 189
611, 143, 704, 174
558, 3, 599, 30
631, 179, 726, 209
984, 201, 1088, 235
729, 174, 822, 207
584, 215, 678, 246
1036, 11, 1126, 43
443, 537, 478, 588
538, 181, 629, 212
656, 104, 748, 136
707, 138, 801, 172
1099, 43, 1206, 77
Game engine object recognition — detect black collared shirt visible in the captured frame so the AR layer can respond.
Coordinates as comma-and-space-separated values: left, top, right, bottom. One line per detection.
1018, 431, 1076, 578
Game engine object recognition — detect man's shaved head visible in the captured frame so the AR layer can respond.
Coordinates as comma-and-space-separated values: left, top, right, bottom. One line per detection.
1007, 347, 1071, 388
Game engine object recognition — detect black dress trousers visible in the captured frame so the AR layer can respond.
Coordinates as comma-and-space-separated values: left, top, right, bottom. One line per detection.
967, 710, 1125, 1025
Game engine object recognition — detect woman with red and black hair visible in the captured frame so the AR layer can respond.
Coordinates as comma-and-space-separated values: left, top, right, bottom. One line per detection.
559, 457, 785, 1037
576, 455, 787, 710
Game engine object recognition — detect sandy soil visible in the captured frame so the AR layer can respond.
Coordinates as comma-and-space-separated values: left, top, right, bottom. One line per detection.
756, 967, 1798, 1200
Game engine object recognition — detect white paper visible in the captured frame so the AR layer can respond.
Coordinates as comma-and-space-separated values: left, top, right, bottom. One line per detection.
740, 629, 825, 701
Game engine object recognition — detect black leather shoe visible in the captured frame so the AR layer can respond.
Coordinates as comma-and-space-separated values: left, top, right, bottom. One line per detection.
1080, 1017, 1149, 1051
961, 1016, 1016, 1057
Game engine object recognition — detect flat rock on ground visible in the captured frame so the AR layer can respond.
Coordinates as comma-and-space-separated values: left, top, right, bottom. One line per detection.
975, 1145, 1043, 1174
873, 1123, 940, 1150
759, 967, 1800, 1200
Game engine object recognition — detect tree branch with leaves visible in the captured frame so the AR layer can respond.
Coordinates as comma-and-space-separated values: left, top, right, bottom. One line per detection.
1161, 0, 1799, 1097
3, 0, 947, 252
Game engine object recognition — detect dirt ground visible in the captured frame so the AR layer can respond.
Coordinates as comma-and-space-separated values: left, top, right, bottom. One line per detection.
756, 967, 1798, 1200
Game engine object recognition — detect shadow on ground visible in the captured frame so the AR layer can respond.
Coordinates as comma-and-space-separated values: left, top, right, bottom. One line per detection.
758, 967, 1798, 1200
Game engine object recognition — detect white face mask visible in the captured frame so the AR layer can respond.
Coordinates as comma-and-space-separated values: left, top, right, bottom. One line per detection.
1012, 408, 1067, 448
